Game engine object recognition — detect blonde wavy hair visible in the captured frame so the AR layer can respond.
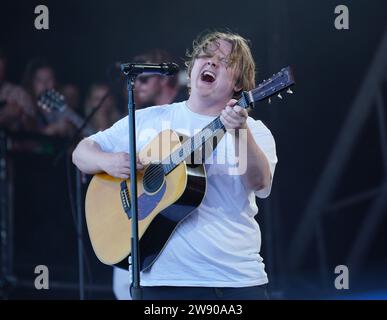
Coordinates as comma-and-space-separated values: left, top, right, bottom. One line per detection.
185, 30, 256, 97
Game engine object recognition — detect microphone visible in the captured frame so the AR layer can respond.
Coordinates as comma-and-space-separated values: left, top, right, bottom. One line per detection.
120, 62, 179, 76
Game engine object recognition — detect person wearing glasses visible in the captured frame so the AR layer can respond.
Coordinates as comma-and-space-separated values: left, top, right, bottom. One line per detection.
131, 49, 180, 109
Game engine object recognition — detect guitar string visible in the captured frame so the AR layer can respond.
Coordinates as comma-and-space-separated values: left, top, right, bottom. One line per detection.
141, 138, 206, 184
141, 126, 224, 186
141, 120, 223, 181
140, 116, 226, 184
142, 107, 232, 184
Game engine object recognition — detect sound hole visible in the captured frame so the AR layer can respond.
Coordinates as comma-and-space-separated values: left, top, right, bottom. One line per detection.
143, 164, 165, 194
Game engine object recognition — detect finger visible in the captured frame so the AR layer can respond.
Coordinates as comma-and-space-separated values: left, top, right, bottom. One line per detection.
233, 105, 245, 114
230, 108, 247, 123
117, 173, 129, 179
229, 106, 246, 119
225, 111, 247, 128
119, 157, 130, 166
220, 115, 228, 127
119, 159, 142, 170
118, 163, 131, 169
222, 109, 241, 123
119, 167, 131, 174
233, 104, 243, 112
224, 109, 241, 121
136, 156, 145, 166
225, 106, 236, 114
221, 113, 240, 127
226, 99, 238, 107
222, 109, 235, 121
240, 109, 248, 118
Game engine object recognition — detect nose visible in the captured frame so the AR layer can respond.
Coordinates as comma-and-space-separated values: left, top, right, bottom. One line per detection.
207, 58, 217, 68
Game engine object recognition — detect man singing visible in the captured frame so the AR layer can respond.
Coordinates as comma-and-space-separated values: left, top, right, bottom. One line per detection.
73, 31, 277, 300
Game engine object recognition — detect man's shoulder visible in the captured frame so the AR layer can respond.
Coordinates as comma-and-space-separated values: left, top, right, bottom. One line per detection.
136, 101, 185, 119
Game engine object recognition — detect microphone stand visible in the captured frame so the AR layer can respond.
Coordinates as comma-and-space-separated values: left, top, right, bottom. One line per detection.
119, 63, 179, 300
75, 168, 85, 300
123, 73, 142, 300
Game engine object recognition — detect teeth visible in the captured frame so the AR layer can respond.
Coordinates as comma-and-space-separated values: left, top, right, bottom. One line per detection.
202, 70, 216, 79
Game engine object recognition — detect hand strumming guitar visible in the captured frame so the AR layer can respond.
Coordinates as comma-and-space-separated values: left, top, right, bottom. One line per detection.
98, 152, 144, 179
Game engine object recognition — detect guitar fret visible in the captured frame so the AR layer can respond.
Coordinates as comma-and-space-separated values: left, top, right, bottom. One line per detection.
164, 115, 227, 174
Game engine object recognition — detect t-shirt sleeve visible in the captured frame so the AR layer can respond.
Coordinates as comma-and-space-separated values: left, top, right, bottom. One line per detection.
88, 116, 129, 153
247, 119, 278, 199
86, 105, 164, 153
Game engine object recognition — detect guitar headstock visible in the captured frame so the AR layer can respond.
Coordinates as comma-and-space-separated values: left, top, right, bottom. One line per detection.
37, 89, 67, 113
245, 66, 295, 107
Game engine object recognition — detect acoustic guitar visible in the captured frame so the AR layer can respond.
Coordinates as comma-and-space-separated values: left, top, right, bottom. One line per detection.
37, 89, 95, 137
85, 67, 295, 270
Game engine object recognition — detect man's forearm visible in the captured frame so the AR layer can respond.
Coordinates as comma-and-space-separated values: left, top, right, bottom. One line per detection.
235, 127, 271, 191
72, 138, 107, 174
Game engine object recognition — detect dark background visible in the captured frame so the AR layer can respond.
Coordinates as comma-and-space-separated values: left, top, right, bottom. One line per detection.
1, 0, 386, 299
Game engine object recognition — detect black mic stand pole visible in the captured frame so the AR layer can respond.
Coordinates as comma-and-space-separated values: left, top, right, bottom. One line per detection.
75, 168, 85, 300
124, 73, 142, 300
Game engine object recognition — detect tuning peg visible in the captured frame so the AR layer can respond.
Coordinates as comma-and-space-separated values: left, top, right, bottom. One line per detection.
268, 98, 271, 104
286, 88, 293, 94
277, 93, 283, 99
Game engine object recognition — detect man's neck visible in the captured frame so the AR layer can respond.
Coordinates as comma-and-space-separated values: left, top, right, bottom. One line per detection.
186, 94, 228, 117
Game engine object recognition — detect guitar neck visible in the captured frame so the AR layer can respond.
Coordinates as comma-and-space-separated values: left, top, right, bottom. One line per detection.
163, 94, 251, 174
62, 108, 95, 136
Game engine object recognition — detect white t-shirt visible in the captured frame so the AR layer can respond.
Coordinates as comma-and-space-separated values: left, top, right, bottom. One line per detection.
89, 101, 278, 288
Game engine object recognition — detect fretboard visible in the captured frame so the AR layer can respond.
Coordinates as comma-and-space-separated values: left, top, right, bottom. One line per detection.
162, 94, 249, 175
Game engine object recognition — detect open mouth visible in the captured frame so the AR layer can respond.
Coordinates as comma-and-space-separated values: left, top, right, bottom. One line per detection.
200, 70, 216, 83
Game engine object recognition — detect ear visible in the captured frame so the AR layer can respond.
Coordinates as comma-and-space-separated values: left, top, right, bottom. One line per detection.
233, 81, 243, 99
233, 82, 243, 97
233, 76, 243, 93
234, 84, 243, 92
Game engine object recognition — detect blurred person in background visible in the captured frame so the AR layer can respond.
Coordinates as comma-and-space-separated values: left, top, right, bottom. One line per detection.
60, 83, 81, 113
120, 49, 181, 109
22, 58, 76, 137
0, 49, 36, 132
84, 83, 121, 131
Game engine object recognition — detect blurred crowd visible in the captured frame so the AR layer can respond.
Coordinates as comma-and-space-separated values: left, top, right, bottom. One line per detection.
0, 47, 183, 300
0, 48, 181, 139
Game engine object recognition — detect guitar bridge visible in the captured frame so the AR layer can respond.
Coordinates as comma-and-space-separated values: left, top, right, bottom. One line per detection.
120, 181, 131, 218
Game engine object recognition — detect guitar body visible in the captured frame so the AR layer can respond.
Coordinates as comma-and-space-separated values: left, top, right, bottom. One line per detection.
85, 129, 206, 270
